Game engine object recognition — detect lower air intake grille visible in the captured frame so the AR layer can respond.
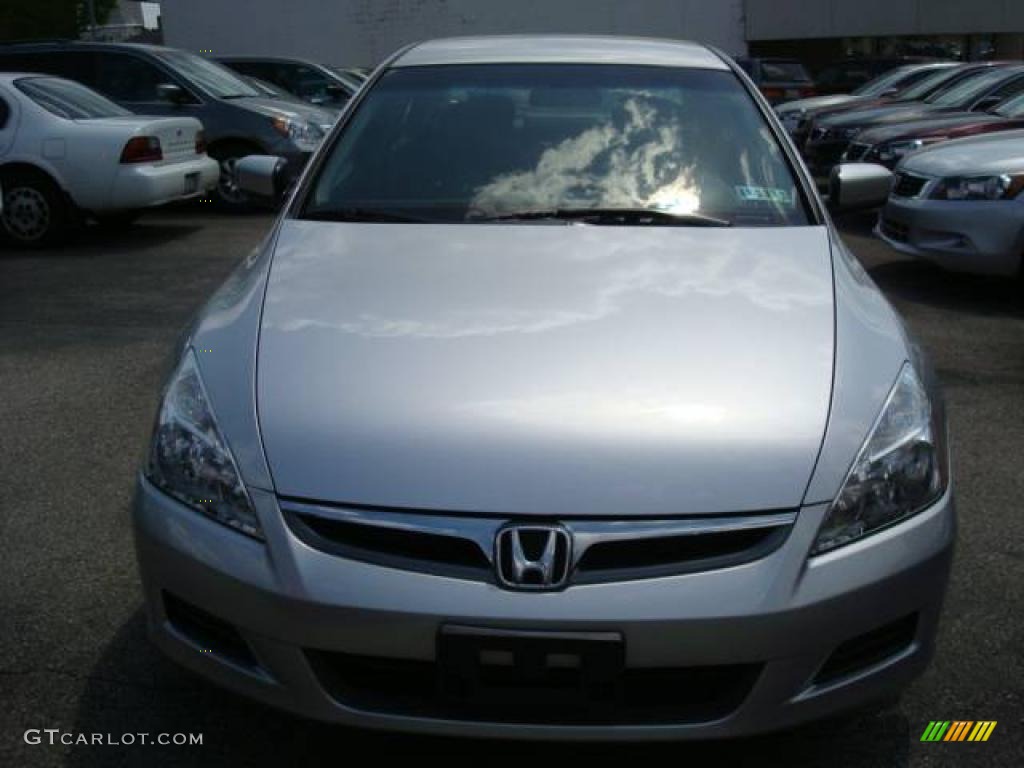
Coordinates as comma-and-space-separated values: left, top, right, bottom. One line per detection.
306, 648, 762, 725
162, 591, 261, 670
813, 614, 919, 686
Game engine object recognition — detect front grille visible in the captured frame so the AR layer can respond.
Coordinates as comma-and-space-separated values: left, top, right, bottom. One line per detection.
306, 647, 762, 725
574, 525, 788, 583
813, 614, 918, 686
892, 172, 928, 198
282, 499, 795, 587
880, 217, 910, 243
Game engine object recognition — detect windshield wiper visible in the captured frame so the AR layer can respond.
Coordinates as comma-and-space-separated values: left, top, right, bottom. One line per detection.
476, 207, 732, 227
301, 207, 435, 224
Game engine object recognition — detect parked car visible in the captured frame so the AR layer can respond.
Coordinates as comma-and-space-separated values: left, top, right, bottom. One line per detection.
134, 36, 953, 739
775, 62, 958, 135
0, 73, 217, 246
329, 66, 368, 91
217, 56, 356, 111
0, 41, 335, 209
813, 57, 938, 95
735, 57, 816, 104
844, 89, 1024, 167
786, 63, 973, 148
241, 74, 340, 120
876, 130, 1024, 276
805, 63, 1024, 184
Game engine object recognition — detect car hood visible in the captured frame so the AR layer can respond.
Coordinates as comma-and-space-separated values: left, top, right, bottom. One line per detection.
230, 95, 335, 129
856, 112, 1002, 144
777, 94, 860, 114
902, 129, 1024, 177
256, 221, 835, 516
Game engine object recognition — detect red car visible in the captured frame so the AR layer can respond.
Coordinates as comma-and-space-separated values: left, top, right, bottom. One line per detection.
844, 90, 1024, 167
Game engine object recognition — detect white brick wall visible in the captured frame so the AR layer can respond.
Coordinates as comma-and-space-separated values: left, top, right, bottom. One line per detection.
162, 0, 747, 67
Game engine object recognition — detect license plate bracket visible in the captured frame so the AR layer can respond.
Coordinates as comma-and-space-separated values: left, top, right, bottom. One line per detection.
438, 625, 625, 718
183, 172, 199, 195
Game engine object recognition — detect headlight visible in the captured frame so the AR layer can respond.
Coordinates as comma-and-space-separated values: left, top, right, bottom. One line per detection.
272, 115, 325, 152
811, 364, 945, 556
146, 349, 262, 539
876, 138, 940, 163
928, 173, 1024, 201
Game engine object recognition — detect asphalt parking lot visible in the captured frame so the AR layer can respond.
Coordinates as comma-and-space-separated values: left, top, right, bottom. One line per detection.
1, 209, 1021, 767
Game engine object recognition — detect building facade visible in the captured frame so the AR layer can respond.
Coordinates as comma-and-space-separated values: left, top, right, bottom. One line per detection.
161, 0, 746, 66
160, 0, 1024, 71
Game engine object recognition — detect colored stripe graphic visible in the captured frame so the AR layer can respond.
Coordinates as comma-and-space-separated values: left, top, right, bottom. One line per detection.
945, 721, 972, 741
971, 722, 997, 742
921, 721, 950, 741
921, 721, 996, 742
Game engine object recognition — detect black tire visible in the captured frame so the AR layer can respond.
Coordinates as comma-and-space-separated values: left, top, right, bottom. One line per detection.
1, 169, 70, 247
94, 210, 142, 228
208, 143, 259, 212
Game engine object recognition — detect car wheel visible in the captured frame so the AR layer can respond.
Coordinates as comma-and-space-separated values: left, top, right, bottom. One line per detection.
1, 171, 69, 247
94, 210, 142, 228
209, 145, 255, 211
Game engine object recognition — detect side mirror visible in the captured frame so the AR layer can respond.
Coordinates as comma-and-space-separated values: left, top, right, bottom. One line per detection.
880, 86, 900, 97
828, 163, 893, 211
157, 83, 188, 105
233, 155, 288, 200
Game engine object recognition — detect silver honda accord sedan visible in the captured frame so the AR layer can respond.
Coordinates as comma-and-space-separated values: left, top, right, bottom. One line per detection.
133, 36, 954, 740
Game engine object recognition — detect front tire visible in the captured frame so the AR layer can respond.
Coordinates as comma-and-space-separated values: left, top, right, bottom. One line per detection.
1, 170, 70, 247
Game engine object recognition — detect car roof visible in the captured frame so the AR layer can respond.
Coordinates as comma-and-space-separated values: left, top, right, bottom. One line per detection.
392, 35, 729, 70
216, 55, 321, 66
0, 40, 179, 56
0, 72, 63, 84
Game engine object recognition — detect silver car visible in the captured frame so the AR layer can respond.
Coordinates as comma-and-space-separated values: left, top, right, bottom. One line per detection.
134, 36, 954, 740
878, 130, 1024, 276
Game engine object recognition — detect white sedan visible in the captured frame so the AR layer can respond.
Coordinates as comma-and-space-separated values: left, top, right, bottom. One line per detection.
0, 73, 219, 247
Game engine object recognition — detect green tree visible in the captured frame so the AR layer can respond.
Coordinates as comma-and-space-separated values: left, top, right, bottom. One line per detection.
0, 0, 119, 41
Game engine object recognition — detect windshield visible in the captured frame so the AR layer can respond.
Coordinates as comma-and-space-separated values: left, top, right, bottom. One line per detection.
15, 76, 130, 119
851, 66, 911, 96
927, 68, 1008, 106
899, 67, 967, 100
302, 64, 809, 227
153, 49, 259, 99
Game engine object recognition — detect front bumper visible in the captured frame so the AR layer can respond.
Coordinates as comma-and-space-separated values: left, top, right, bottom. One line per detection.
133, 477, 955, 740
878, 195, 1024, 276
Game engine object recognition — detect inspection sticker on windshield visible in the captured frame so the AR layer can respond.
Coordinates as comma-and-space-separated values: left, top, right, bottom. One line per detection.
735, 186, 793, 204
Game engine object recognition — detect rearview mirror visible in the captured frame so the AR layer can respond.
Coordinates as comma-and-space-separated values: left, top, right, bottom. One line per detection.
156, 83, 188, 105
828, 163, 893, 212
233, 155, 288, 200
